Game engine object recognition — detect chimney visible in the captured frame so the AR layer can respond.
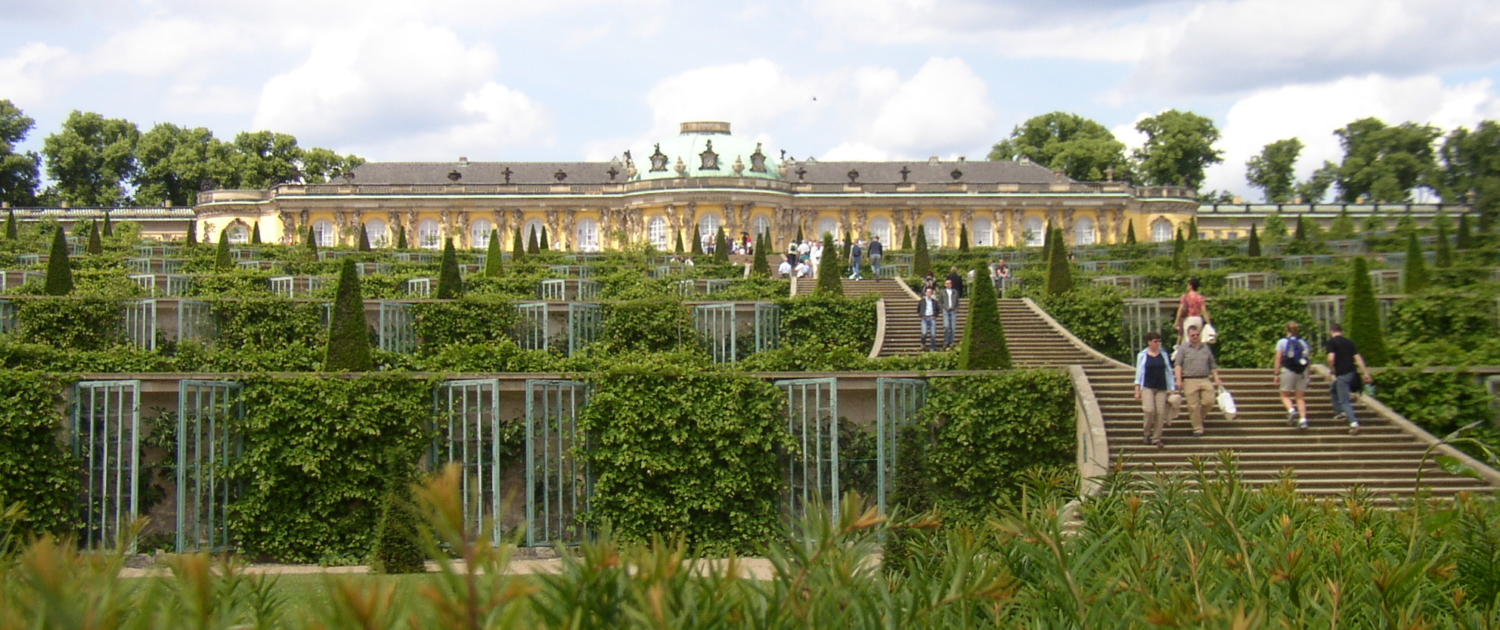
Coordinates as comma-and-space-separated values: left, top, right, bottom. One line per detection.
957, 156, 966, 162
458, 156, 469, 166
928, 156, 939, 164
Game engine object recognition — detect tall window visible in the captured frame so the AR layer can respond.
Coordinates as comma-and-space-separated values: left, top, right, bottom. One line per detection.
418, 219, 442, 249
817, 218, 838, 240
648, 216, 668, 250
698, 213, 721, 239
365, 219, 387, 247
576, 218, 600, 252
470, 219, 493, 249
1024, 217, 1045, 247
752, 215, 771, 240
1074, 217, 1096, 246
972, 218, 992, 246
1151, 219, 1174, 243
313, 220, 335, 247
869, 218, 891, 245
923, 218, 943, 247
225, 224, 249, 244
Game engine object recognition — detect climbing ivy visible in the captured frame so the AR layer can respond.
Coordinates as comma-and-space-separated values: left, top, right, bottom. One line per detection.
0, 371, 78, 539
779, 294, 878, 354
228, 374, 437, 563
579, 370, 788, 551
15, 296, 126, 350
412, 297, 518, 354
1040, 286, 1128, 360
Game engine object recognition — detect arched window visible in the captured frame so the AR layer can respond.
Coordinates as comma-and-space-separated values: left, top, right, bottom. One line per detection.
576, 218, 600, 252
1024, 217, 1045, 247
1074, 217, 1096, 246
524, 219, 545, 248
418, 219, 442, 249
817, 218, 838, 241
972, 218, 993, 247
312, 220, 335, 247
1151, 219, 1174, 243
869, 218, 891, 245
648, 216, 668, 250
470, 219, 493, 249
225, 224, 249, 244
698, 213, 721, 239
923, 218, 943, 247
752, 215, 771, 240
365, 219, 387, 247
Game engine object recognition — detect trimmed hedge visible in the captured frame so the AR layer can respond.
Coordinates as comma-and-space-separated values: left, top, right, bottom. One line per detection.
0, 372, 78, 539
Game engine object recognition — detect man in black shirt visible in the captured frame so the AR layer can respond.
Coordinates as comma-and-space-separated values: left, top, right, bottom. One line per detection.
1325, 323, 1373, 434
946, 266, 965, 299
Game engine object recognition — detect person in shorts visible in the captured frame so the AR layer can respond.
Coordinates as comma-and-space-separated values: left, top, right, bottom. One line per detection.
1174, 277, 1212, 336
1273, 321, 1312, 428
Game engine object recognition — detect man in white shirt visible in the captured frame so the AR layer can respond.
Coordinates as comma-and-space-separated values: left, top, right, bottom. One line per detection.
795, 261, 811, 278
777, 259, 793, 279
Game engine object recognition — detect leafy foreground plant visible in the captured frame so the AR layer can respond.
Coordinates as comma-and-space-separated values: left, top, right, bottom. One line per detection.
6, 458, 1500, 627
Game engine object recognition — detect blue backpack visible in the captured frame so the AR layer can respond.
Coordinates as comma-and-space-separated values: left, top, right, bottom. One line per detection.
1283, 336, 1309, 373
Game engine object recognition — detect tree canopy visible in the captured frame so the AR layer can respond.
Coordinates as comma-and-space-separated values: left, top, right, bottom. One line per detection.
1333, 117, 1439, 203
988, 112, 1131, 181
1133, 110, 1223, 189
42, 110, 141, 207
1245, 138, 1303, 203
0, 100, 42, 206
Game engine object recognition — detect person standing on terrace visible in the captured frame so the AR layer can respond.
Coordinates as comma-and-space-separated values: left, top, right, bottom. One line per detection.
1174, 277, 1211, 335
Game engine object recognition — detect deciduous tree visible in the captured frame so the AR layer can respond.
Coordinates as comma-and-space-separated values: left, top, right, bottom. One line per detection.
1133, 110, 1223, 189
42, 110, 140, 206
1246, 138, 1303, 203
988, 112, 1132, 181
0, 99, 41, 206
1333, 117, 1439, 203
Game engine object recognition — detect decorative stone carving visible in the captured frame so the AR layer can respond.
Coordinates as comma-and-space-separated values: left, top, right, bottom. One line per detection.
750, 143, 767, 173
649, 144, 668, 172
699, 140, 719, 171
732, 156, 744, 176
855, 208, 869, 239
278, 211, 296, 245
674, 157, 687, 177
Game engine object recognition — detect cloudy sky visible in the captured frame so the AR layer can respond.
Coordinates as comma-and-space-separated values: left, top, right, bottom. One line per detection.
3, 0, 1499, 200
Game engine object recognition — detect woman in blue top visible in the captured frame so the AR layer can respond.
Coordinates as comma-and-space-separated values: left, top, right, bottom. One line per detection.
1134, 331, 1177, 447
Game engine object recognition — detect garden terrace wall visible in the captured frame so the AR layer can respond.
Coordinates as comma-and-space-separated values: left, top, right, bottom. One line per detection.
13, 368, 1081, 559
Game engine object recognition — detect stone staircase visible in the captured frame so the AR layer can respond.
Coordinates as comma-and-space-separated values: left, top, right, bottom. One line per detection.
794, 278, 967, 356
998, 298, 1497, 502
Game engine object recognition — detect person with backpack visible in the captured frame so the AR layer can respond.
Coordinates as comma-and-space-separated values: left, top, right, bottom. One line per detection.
1274, 321, 1312, 429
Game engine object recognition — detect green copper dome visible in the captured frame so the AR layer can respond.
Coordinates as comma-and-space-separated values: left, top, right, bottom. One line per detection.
628, 122, 783, 181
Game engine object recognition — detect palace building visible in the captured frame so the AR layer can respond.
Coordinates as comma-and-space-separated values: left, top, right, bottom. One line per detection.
190, 121, 1199, 251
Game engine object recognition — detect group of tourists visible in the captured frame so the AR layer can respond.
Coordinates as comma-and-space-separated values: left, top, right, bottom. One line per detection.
1132, 278, 1374, 447
917, 267, 969, 351
774, 235, 886, 280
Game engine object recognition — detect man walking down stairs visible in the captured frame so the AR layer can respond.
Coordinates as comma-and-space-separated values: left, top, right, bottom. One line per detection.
792, 278, 967, 356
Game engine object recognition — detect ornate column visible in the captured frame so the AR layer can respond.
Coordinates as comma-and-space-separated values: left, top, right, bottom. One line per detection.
993, 209, 1009, 247
855, 208, 869, 240
565, 209, 578, 251
1062, 209, 1076, 245
278, 211, 296, 245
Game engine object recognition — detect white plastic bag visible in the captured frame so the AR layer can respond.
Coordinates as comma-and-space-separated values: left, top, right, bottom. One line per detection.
1216, 387, 1238, 420
1202, 323, 1218, 344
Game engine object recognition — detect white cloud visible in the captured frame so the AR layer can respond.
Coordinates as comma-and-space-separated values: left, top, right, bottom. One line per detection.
0, 42, 73, 106
250, 21, 548, 158
1200, 74, 1500, 199
1129, 0, 1500, 96
625, 57, 995, 162
91, 18, 254, 78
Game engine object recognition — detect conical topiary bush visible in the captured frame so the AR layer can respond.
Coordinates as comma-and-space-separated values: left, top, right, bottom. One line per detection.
958, 224, 969, 252
102, 212, 113, 237
4, 210, 16, 240
1125, 220, 1136, 245
358, 224, 371, 252
1456, 214, 1473, 250
1344, 256, 1387, 367
714, 226, 730, 262
395, 224, 408, 249
370, 448, 425, 574
691, 228, 703, 256
674, 230, 684, 255
485, 230, 503, 277
901, 226, 911, 250
86, 221, 102, 255
186, 224, 197, 247
251, 221, 261, 244
512, 227, 525, 262
913, 225, 932, 277
1171, 228, 1186, 270
1247, 224, 1261, 257
539, 225, 550, 251
751, 230, 770, 277
527, 226, 540, 255
1402, 231, 1428, 294
436, 237, 463, 299
306, 225, 319, 258
958, 261, 1011, 369
215, 227, 233, 271
323, 258, 373, 371
1435, 221, 1453, 268
1045, 227, 1073, 296
816, 233, 843, 296
43, 227, 73, 296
